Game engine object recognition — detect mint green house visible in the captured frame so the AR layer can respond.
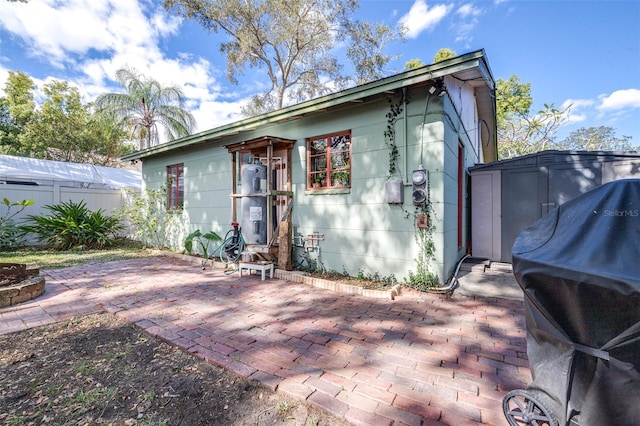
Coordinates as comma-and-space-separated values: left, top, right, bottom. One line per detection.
122, 50, 497, 283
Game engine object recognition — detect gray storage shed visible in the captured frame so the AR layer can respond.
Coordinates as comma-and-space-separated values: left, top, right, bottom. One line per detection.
470, 150, 640, 262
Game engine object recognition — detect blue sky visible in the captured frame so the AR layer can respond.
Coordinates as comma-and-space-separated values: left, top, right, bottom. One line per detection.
1, 0, 639, 147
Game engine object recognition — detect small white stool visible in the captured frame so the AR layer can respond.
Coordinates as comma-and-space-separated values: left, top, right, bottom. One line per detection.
239, 261, 274, 281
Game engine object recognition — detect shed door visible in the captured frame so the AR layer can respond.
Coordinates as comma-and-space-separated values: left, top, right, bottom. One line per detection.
501, 168, 548, 262
502, 162, 603, 262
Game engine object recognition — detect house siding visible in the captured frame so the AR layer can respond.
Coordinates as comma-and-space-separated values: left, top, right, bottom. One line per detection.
141, 88, 463, 281
134, 52, 495, 284
293, 97, 420, 279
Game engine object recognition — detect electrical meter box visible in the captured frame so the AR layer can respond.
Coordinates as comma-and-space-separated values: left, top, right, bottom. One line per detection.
384, 177, 404, 204
412, 169, 427, 205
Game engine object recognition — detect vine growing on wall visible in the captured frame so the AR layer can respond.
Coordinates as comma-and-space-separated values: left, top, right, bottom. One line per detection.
384, 91, 405, 177
406, 203, 439, 290
119, 185, 181, 249
384, 90, 439, 290
402, 176, 440, 290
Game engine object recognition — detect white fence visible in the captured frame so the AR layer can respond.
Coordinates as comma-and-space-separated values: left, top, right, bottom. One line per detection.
0, 183, 137, 244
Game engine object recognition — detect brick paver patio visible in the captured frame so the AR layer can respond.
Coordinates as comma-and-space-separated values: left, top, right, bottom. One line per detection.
0, 256, 530, 425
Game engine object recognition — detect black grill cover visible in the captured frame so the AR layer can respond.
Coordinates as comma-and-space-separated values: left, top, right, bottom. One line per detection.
512, 179, 640, 426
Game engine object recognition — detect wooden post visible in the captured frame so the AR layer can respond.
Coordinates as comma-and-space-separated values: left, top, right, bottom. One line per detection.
277, 214, 293, 270
286, 146, 292, 193
231, 152, 237, 223
279, 145, 294, 270
266, 143, 273, 244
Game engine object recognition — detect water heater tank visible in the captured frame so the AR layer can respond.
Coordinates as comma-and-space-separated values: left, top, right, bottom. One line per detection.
240, 163, 268, 245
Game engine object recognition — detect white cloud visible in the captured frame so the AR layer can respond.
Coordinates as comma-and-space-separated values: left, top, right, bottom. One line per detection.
564, 109, 587, 125
150, 10, 183, 38
561, 98, 594, 125
598, 89, 640, 111
0, 0, 242, 134
1, 0, 150, 65
560, 91, 640, 130
561, 98, 595, 111
192, 99, 246, 133
456, 3, 482, 18
399, 1, 451, 39
559, 99, 588, 125
565, 114, 586, 125
453, 3, 483, 44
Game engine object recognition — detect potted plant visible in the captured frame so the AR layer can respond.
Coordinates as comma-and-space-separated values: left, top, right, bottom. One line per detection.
312, 173, 325, 188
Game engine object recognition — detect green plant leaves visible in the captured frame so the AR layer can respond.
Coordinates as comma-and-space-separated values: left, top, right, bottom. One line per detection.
19, 200, 123, 250
118, 186, 178, 249
0, 197, 35, 250
184, 229, 221, 258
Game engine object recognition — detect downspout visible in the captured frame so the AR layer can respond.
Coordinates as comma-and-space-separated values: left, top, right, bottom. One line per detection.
403, 87, 409, 184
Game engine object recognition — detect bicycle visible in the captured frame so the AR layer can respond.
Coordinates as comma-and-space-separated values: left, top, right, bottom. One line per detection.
202, 222, 246, 269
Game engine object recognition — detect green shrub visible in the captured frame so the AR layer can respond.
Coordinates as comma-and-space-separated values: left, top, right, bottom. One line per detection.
0, 218, 23, 251
404, 269, 440, 291
20, 200, 123, 250
184, 230, 221, 259
354, 268, 397, 288
0, 198, 34, 251
118, 186, 179, 249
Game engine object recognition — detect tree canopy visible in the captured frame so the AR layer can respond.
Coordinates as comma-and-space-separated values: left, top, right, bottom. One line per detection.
20, 80, 94, 161
433, 48, 456, 63
403, 58, 426, 71
163, 0, 405, 115
557, 126, 635, 152
94, 67, 196, 150
0, 71, 35, 152
496, 74, 533, 128
3, 71, 35, 128
345, 19, 405, 85
496, 74, 637, 158
496, 74, 570, 159
0, 72, 134, 166
23, 80, 133, 165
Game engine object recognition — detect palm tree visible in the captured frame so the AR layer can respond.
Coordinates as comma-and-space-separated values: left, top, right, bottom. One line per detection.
95, 67, 196, 150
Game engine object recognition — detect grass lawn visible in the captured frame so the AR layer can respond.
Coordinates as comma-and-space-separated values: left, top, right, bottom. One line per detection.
0, 239, 155, 270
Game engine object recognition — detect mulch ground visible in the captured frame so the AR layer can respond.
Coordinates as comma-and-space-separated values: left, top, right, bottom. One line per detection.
0, 313, 352, 426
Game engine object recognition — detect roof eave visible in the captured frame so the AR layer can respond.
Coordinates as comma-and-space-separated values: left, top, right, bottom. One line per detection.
122, 49, 494, 161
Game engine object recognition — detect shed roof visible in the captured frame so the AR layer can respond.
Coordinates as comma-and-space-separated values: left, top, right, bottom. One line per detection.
0, 155, 141, 190
470, 150, 640, 172
122, 49, 497, 163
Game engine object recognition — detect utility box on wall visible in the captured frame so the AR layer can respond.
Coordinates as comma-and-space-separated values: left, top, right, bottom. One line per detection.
417, 213, 429, 228
384, 177, 404, 204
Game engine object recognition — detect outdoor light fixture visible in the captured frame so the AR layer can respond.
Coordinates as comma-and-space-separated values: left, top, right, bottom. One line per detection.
428, 78, 446, 97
